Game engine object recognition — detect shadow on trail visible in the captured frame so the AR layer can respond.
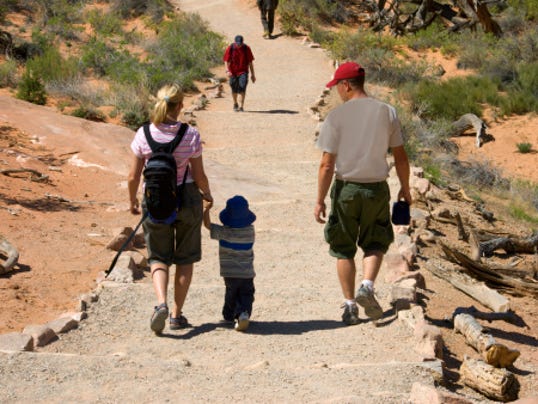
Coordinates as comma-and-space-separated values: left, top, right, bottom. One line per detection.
160, 319, 344, 339
247, 109, 299, 114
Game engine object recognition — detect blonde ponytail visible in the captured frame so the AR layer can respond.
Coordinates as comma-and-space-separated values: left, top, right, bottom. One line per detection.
150, 83, 184, 125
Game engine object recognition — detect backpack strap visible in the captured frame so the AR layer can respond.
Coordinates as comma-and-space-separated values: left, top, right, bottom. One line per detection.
143, 123, 188, 153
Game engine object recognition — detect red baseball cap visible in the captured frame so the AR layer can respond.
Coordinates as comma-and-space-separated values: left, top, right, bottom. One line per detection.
326, 62, 365, 88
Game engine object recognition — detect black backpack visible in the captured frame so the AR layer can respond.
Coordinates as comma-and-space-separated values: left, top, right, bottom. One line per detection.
143, 122, 188, 224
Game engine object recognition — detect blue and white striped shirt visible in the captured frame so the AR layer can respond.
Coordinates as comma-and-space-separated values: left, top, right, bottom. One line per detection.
210, 224, 255, 279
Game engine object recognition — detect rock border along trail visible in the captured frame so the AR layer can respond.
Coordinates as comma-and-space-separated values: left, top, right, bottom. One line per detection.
0, 1, 448, 402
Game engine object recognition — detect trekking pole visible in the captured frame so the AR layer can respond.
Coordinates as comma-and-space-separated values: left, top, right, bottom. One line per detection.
105, 211, 148, 278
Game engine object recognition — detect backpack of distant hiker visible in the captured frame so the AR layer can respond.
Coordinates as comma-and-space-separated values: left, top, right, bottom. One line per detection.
143, 122, 189, 224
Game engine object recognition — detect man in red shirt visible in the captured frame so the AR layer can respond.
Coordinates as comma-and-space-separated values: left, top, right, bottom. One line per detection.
223, 35, 256, 112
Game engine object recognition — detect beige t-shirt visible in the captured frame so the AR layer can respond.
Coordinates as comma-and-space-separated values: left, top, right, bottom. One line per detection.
316, 97, 403, 183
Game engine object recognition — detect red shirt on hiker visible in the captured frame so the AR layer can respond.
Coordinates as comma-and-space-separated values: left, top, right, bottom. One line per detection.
223, 37, 255, 77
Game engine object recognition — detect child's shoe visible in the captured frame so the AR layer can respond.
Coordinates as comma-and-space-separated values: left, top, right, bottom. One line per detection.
234, 311, 250, 332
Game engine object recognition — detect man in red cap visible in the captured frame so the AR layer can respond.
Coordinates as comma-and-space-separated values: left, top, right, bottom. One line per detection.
223, 35, 256, 112
314, 61, 412, 326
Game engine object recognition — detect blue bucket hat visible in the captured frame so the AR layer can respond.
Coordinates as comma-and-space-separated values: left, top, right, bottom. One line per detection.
219, 195, 256, 228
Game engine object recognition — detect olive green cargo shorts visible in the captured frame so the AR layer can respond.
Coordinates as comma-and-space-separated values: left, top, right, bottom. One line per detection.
143, 183, 203, 266
324, 179, 394, 259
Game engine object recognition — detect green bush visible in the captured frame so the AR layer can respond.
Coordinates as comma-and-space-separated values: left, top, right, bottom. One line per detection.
86, 9, 123, 37
405, 76, 500, 121
26, 47, 79, 84
508, 0, 538, 20
516, 142, 533, 153
110, 0, 172, 23
406, 21, 452, 52
0, 59, 18, 88
509, 204, 538, 224
71, 106, 106, 122
327, 28, 398, 61
145, 13, 225, 91
16, 69, 47, 105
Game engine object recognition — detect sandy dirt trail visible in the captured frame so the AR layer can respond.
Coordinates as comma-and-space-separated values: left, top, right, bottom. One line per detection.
0, 1, 447, 402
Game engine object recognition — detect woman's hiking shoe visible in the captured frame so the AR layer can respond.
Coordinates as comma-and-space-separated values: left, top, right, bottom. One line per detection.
169, 313, 190, 330
341, 303, 360, 325
234, 312, 250, 332
150, 303, 168, 334
355, 285, 383, 320
233, 103, 239, 112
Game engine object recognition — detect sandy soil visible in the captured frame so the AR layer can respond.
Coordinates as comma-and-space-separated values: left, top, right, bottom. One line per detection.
0, 0, 537, 402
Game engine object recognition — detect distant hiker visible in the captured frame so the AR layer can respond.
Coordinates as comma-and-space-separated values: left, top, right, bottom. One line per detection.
223, 35, 256, 112
128, 83, 213, 335
314, 62, 412, 326
257, 0, 279, 39
203, 195, 256, 332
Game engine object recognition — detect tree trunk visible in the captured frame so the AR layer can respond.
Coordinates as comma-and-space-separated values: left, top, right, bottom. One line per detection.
460, 357, 519, 402
0, 235, 19, 274
454, 313, 520, 367
424, 258, 510, 312
440, 242, 538, 296
451, 113, 487, 148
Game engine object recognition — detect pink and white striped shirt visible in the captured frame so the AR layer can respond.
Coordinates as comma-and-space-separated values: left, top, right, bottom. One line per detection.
130, 122, 202, 185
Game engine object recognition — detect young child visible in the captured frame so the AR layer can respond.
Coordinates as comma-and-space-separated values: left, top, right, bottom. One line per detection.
203, 195, 256, 331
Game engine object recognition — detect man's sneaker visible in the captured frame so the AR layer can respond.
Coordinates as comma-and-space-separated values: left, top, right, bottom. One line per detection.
341, 303, 360, 325
262, 31, 270, 39
233, 103, 239, 112
235, 311, 250, 332
150, 303, 168, 334
356, 285, 383, 320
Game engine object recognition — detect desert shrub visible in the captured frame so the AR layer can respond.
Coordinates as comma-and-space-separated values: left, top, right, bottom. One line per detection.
109, 0, 172, 23
0, 59, 18, 87
456, 31, 497, 70
47, 79, 104, 106
510, 180, 538, 212
498, 5, 528, 32
71, 105, 106, 122
507, 0, 538, 20
80, 37, 113, 76
81, 37, 144, 84
26, 46, 79, 84
0, 0, 18, 23
86, 9, 123, 37
41, 0, 87, 39
327, 28, 398, 61
449, 158, 510, 190
309, 24, 335, 46
516, 142, 532, 153
107, 84, 150, 130
405, 76, 500, 121
406, 21, 452, 52
278, 0, 351, 35
497, 62, 538, 114
16, 69, 47, 105
508, 204, 538, 223
145, 13, 225, 91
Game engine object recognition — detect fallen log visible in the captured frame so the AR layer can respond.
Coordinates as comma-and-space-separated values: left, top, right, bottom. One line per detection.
0, 168, 49, 182
454, 313, 520, 367
0, 235, 19, 274
460, 357, 519, 402
440, 242, 538, 296
424, 258, 510, 312
453, 306, 528, 328
479, 231, 538, 257
451, 113, 487, 148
